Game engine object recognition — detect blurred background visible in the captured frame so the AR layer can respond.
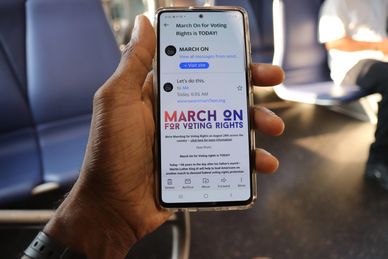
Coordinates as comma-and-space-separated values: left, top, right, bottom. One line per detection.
0, 0, 387, 258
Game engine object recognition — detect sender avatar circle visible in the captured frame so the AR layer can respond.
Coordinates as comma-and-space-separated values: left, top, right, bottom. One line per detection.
165, 45, 177, 56
163, 82, 173, 92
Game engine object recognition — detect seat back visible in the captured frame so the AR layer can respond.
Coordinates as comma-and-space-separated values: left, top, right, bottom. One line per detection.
0, 0, 33, 134
214, 0, 274, 63
0, 0, 27, 92
26, 0, 120, 186
0, 0, 43, 205
0, 45, 32, 133
0, 0, 30, 131
249, 0, 274, 63
273, 0, 330, 85
26, 0, 121, 125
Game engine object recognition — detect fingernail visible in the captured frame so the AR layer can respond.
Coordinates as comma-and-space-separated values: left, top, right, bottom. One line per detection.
264, 108, 277, 116
259, 148, 273, 157
255, 106, 277, 116
130, 15, 142, 45
134, 15, 140, 29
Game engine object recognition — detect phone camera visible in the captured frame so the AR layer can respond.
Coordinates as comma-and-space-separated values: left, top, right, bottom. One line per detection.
199, 14, 203, 18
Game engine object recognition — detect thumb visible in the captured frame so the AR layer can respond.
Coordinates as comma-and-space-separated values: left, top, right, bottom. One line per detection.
115, 15, 156, 90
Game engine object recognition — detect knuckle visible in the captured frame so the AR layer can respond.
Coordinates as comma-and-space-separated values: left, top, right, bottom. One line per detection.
121, 43, 135, 59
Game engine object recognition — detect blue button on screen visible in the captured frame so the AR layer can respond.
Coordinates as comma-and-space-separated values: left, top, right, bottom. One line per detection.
179, 62, 209, 69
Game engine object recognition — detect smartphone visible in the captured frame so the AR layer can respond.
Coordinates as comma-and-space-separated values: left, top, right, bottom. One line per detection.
155, 6, 255, 211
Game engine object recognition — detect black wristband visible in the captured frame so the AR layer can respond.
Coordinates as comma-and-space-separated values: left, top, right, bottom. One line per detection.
24, 231, 85, 259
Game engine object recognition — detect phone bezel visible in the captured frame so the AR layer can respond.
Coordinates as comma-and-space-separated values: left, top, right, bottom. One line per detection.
154, 6, 256, 212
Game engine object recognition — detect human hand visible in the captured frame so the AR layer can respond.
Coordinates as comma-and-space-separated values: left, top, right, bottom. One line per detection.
42, 15, 285, 258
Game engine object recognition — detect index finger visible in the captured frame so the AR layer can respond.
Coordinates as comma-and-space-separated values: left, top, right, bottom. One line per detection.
251, 63, 285, 86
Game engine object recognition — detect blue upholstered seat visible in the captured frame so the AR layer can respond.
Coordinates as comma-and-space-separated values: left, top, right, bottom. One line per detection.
214, 0, 274, 63
0, 0, 42, 205
26, 0, 121, 185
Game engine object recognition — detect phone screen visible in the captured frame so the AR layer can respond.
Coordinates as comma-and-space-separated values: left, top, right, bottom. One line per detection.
157, 8, 253, 208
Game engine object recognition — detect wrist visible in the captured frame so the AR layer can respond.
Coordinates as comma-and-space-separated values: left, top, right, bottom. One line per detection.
43, 182, 137, 259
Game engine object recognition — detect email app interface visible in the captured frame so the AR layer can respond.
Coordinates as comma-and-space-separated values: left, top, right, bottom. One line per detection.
159, 10, 251, 204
